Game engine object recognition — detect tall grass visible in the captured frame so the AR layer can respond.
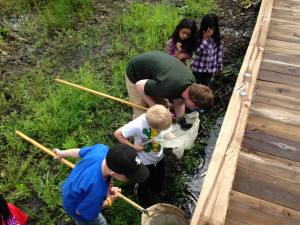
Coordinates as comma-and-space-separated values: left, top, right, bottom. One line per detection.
1, 0, 92, 31
39, 0, 92, 30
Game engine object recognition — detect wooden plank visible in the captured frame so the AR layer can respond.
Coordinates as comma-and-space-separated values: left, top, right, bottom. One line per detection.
271, 16, 300, 26
273, 5, 300, 13
262, 52, 300, 69
258, 70, 300, 88
271, 8, 300, 23
190, 0, 274, 224
247, 114, 300, 142
243, 128, 300, 162
233, 167, 300, 210
255, 80, 300, 99
251, 102, 300, 126
253, 80, 300, 111
268, 20, 300, 44
239, 149, 300, 183
265, 39, 300, 51
274, 0, 300, 7
270, 19, 300, 30
227, 191, 300, 225
273, 0, 300, 11
265, 39, 300, 55
225, 218, 248, 225
253, 95, 300, 112
268, 30, 300, 44
260, 61, 300, 76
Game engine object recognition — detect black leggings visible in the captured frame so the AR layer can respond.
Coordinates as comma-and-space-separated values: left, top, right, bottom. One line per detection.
137, 159, 165, 207
193, 71, 213, 86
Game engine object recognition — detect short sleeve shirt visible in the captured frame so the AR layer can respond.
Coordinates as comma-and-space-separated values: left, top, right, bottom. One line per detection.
126, 51, 195, 100
120, 114, 164, 165
62, 144, 110, 222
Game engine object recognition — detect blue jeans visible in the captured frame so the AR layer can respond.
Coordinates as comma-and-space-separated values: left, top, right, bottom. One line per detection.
74, 213, 107, 225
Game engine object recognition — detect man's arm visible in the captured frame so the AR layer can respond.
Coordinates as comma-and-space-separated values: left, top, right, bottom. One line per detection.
135, 79, 156, 107
114, 129, 145, 152
53, 148, 80, 159
172, 98, 185, 118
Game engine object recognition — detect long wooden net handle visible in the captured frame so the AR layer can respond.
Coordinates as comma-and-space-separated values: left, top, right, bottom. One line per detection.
16, 130, 75, 168
15, 130, 147, 214
55, 78, 148, 111
116, 193, 148, 214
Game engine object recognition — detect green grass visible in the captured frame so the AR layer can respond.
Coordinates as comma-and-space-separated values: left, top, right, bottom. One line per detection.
1, 0, 93, 32
1, 0, 218, 224
39, 0, 92, 30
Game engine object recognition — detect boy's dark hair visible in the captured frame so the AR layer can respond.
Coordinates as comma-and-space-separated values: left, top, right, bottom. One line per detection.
0, 194, 12, 225
171, 18, 198, 53
199, 13, 221, 48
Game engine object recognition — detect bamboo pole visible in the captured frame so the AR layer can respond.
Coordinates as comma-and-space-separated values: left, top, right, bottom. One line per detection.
15, 130, 75, 169
15, 130, 149, 215
117, 193, 149, 215
55, 78, 148, 111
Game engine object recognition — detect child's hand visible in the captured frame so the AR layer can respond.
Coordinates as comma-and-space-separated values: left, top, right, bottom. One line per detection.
134, 144, 145, 152
53, 148, 63, 159
176, 42, 182, 52
203, 28, 214, 39
108, 186, 121, 202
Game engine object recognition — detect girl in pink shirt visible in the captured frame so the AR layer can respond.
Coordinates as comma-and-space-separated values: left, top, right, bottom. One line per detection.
166, 18, 197, 65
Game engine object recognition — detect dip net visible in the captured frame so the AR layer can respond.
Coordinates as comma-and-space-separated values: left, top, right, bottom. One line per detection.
156, 112, 200, 158
141, 203, 189, 225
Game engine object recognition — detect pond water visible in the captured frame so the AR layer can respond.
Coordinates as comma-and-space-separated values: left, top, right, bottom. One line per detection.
181, 117, 224, 217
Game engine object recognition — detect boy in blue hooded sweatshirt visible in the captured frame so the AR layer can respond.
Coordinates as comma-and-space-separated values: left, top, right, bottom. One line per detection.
54, 143, 149, 225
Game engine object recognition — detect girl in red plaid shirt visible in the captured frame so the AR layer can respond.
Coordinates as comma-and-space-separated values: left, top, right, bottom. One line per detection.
191, 14, 224, 86
166, 18, 198, 65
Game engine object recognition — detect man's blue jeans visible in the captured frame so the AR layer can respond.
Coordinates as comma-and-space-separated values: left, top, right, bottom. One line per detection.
74, 213, 107, 225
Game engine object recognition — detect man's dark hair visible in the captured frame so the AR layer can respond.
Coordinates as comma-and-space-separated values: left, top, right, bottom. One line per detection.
189, 83, 214, 110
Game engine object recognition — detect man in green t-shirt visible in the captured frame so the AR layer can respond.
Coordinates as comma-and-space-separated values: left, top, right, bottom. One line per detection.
125, 51, 214, 119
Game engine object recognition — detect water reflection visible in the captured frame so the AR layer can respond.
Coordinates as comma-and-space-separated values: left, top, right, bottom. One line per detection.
182, 117, 224, 217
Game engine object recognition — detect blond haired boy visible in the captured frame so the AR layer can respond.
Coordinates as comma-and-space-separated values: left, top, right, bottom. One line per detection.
114, 105, 172, 206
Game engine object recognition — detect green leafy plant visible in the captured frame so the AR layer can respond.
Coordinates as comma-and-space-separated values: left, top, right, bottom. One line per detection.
177, 0, 217, 18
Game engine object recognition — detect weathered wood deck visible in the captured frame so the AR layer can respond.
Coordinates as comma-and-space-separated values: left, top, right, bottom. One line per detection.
191, 0, 300, 224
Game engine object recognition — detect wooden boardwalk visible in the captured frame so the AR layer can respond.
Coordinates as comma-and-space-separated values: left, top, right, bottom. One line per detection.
191, 0, 300, 224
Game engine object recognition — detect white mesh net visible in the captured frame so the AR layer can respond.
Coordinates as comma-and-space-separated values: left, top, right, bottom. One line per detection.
141, 203, 189, 225
155, 112, 200, 158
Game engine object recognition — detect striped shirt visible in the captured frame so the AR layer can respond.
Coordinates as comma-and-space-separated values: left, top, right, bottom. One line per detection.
191, 38, 223, 73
